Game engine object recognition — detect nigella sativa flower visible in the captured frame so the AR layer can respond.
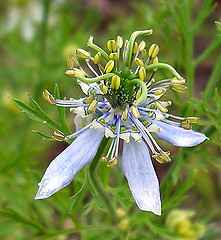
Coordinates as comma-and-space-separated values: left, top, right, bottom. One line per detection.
35, 30, 207, 215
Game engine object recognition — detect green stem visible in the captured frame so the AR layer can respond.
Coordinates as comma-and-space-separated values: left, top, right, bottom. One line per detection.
88, 137, 117, 223
194, 37, 221, 66
87, 36, 109, 60
130, 79, 148, 105
204, 53, 221, 99
78, 73, 114, 83
125, 29, 152, 67
145, 63, 183, 79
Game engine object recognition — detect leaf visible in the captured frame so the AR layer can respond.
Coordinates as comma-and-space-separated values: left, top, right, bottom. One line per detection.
0, 208, 44, 232
32, 130, 54, 141
14, 99, 45, 123
30, 98, 61, 130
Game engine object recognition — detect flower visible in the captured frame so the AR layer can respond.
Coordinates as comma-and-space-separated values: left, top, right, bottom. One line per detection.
166, 209, 206, 239
35, 30, 208, 215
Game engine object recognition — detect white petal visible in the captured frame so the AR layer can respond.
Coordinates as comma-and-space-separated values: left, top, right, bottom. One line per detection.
121, 140, 161, 215
154, 120, 208, 147
35, 128, 104, 199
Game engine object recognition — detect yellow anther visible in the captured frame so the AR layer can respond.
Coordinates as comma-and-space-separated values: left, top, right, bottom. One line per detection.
104, 60, 115, 73
171, 78, 186, 85
100, 83, 108, 94
122, 108, 128, 121
130, 105, 140, 118
109, 52, 118, 60
154, 88, 166, 97
93, 52, 101, 64
138, 67, 146, 81
148, 44, 159, 58
153, 56, 159, 64
155, 102, 168, 113
107, 40, 117, 52
43, 89, 55, 104
138, 40, 146, 51
88, 99, 97, 113
76, 48, 90, 59
160, 101, 172, 108
181, 117, 200, 130
135, 58, 144, 67
111, 75, 121, 90
116, 36, 123, 49
65, 68, 85, 78
187, 117, 200, 123
133, 41, 138, 54
101, 156, 108, 161
172, 84, 187, 93
153, 151, 171, 164
85, 95, 94, 104
53, 130, 65, 141
107, 157, 118, 167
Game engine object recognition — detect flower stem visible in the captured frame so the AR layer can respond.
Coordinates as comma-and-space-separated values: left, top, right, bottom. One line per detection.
88, 137, 117, 223
145, 63, 183, 80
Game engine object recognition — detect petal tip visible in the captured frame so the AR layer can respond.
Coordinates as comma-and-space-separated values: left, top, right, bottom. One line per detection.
138, 203, 161, 216
34, 186, 51, 200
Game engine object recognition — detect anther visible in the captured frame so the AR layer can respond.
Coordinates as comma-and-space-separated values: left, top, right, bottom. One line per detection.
181, 117, 200, 130
130, 105, 140, 118
116, 36, 124, 49
100, 83, 108, 94
107, 157, 118, 167
93, 52, 102, 64
87, 99, 97, 113
155, 102, 168, 113
133, 42, 138, 54
53, 130, 65, 141
111, 75, 121, 90
109, 53, 118, 60
153, 151, 171, 164
122, 108, 128, 121
138, 67, 146, 81
135, 58, 144, 67
138, 40, 146, 51
107, 40, 117, 52
148, 44, 159, 59
43, 90, 55, 104
76, 48, 90, 59
65, 68, 85, 78
104, 60, 115, 73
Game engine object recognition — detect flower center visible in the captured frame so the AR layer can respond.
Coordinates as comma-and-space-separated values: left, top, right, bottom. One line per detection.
105, 69, 139, 109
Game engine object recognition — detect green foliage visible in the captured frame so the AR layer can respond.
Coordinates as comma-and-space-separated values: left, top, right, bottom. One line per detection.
0, 0, 221, 239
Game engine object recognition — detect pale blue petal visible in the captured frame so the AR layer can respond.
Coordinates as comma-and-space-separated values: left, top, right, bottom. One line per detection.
35, 128, 104, 199
121, 140, 161, 215
154, 120, 208, 147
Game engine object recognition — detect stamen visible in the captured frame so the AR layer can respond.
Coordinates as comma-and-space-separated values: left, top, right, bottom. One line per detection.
111, 75, 121, 90
53, 130, 65, 141
76, 48, 90, 59
148, 44, 159, 59
87, 36, 109, 60
104, 60, 115, 73
43, 90, 55, 104
129, 113, 156, 153
86, 59, 99, 77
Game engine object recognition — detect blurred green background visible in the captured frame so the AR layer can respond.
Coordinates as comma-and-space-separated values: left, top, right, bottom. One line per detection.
0, 0, 221, 239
